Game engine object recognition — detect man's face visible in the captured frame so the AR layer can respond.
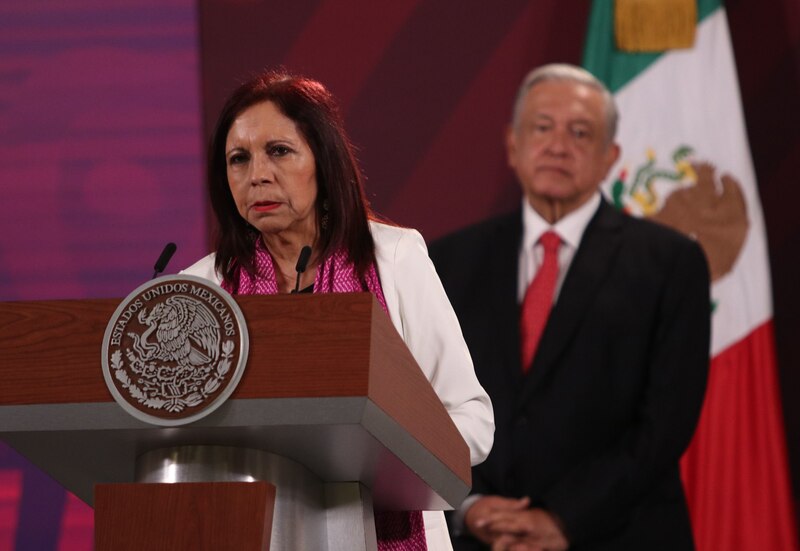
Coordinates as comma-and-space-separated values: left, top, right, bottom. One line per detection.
507, 79, 620, 221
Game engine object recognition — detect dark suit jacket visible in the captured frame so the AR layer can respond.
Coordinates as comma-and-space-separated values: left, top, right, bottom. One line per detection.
429, 200, 710, 551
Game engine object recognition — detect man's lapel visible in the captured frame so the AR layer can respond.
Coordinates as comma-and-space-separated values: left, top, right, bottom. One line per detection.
485, 212, 525, 383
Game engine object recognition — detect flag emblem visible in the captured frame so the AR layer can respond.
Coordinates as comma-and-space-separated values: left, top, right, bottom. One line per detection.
613, 148, 749, 282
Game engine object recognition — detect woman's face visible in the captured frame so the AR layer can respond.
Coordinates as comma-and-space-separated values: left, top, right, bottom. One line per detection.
225, 101, 318, 241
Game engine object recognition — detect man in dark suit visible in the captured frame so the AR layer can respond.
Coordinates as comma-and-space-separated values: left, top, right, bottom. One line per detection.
429, 64, 710, 551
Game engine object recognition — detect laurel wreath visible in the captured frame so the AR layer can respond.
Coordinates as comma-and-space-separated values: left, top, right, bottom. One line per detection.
111, 339, 235, 414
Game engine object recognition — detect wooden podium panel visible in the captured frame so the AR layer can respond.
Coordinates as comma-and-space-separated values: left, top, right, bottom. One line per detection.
95, 481, 275, 551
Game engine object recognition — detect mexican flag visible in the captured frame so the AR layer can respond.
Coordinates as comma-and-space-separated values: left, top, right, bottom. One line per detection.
583, 0, 798, 549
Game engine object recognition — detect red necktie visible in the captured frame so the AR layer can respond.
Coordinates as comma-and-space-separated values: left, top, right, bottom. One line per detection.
520, 231, 561, 373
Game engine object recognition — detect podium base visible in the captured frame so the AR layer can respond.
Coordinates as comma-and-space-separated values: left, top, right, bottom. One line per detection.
128, 445, 377, 550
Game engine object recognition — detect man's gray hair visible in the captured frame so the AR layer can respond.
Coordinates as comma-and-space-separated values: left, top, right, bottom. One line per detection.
511, 63, 619, 144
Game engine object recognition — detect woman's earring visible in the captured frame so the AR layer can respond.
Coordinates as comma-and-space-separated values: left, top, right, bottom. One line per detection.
321, 199, 330, 230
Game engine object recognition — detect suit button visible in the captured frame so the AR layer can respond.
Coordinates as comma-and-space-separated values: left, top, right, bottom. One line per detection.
515, 416, 528, 427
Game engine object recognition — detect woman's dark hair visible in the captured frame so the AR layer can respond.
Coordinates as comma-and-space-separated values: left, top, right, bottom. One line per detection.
208, 69, 375, 283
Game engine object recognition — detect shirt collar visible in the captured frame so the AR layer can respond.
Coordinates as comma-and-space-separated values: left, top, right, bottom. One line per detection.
521, 192, 601, 252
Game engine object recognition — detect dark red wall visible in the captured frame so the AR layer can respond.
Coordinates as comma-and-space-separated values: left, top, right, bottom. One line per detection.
198, 1, 590, 236
727, 0, 800, 526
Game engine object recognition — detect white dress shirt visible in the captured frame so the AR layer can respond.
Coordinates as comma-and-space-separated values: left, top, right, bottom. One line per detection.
517, 193, 601, 303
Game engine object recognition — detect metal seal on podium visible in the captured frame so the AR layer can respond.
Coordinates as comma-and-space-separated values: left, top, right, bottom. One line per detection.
101, 275, 249, 426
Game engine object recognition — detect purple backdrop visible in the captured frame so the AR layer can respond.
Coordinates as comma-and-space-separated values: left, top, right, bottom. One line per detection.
0, 0, 205, 303
0, 0, 204, 548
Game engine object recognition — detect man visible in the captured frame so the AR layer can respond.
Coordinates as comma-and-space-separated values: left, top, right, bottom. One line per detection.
429, 64, 710, 550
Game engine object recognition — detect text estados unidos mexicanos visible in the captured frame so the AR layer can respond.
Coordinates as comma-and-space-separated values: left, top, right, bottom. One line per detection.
109, 283, 236, 346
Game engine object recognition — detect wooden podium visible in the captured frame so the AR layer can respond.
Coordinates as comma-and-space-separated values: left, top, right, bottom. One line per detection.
0, 292, 471, 550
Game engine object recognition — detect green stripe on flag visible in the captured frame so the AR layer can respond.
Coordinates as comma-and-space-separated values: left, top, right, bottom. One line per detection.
583, 0, 722, 93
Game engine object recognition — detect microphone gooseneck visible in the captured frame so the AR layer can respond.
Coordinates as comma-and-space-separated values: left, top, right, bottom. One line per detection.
152, 242, 177, 279
292, 245, 313, 294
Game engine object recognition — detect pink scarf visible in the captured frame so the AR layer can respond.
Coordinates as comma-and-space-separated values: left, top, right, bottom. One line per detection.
224, 240, 427, 551
223, 238, 387, 303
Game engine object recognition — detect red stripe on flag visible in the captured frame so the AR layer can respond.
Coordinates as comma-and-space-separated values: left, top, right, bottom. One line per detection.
681, 319, 799, 550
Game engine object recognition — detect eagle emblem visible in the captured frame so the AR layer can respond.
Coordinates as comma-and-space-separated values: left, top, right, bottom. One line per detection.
131, 296, 220, 368
102, 276, 248, 426
610, 146, 749, 283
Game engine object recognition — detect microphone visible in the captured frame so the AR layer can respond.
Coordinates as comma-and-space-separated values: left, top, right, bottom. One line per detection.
152, 242, 177, 279
292, 246, 312, 293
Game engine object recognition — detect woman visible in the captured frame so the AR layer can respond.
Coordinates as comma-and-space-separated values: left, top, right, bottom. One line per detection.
182, 69, 494, 550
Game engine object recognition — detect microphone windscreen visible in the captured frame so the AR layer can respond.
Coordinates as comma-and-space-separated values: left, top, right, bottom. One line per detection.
295, 245, 312, 273
153, 242, 177, 273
